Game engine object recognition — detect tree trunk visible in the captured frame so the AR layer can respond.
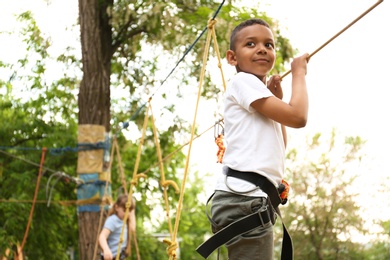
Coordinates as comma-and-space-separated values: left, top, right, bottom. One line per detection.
77, 0, 113, 259
78, 0, 112, 129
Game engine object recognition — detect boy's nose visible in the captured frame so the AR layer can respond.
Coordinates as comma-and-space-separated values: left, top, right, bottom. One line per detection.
256, 44, 267, 54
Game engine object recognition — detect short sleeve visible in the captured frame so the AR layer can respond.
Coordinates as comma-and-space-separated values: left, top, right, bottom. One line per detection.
228, 72, 273, 112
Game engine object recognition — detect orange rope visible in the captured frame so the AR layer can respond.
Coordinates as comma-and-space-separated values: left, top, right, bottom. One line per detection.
215, 134, 225, 163
19, 147, 47, 255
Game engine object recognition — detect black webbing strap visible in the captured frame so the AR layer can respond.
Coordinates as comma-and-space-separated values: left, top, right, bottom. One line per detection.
196, 168, 294, 260
226, 168, 282, 209
196, 207, 271, 258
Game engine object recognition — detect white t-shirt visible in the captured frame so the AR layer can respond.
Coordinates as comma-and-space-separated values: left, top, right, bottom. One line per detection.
215, 72, 285, 197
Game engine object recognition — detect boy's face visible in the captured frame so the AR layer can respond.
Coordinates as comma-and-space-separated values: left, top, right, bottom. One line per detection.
115, 205, 126, 220
226, 24, 276, 81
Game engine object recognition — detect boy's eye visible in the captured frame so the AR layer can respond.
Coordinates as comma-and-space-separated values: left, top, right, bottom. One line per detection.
265, 43, 274, 49
246, 42, 255, 47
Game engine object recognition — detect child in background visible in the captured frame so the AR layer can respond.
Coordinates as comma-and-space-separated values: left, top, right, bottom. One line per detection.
99, 194, 136, 260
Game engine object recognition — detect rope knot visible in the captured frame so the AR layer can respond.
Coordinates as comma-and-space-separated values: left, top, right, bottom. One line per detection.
130, 173, 147, 186
163, 239, 178, 258
208, 18, 217, 29
161, 180, 180, 194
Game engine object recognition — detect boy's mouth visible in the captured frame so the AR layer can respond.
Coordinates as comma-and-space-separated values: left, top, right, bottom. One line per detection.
253, 58, 269, 63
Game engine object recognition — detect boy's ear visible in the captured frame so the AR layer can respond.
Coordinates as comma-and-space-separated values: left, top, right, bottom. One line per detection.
226, 50, 237, 66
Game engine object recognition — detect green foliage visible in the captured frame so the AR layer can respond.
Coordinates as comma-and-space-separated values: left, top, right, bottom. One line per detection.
279, 130, 377, 259
0, 0, 296, 259
0, 96, 79, 259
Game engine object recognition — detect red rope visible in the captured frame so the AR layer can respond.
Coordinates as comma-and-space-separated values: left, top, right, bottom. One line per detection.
19, 147, 47, 255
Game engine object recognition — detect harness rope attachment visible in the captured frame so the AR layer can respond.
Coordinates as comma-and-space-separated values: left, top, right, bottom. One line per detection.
214, 121, 225, 163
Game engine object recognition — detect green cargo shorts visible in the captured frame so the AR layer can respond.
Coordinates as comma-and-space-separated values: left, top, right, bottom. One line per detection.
210, 190, 275, 260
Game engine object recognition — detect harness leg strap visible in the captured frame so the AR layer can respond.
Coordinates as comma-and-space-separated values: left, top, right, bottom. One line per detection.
196, 208, 271, 259
196, 168, 294, 259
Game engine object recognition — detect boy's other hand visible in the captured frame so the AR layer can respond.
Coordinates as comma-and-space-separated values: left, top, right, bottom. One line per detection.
267, 75, 283, 100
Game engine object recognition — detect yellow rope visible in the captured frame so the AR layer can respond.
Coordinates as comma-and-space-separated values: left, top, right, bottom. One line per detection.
93, 136, 117, 260
113, 138, 128, 193
166, 18, 219, 260
115, 100, 152, 260
209, 19, 226, 91
138, 122, 216, 177
150, 102, 180, 243
2, 18, 227, 260
10, 18, 226, 259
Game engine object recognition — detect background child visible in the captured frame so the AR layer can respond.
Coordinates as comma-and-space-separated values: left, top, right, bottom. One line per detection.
99, 194, 136, 260
209, 18, 309, 259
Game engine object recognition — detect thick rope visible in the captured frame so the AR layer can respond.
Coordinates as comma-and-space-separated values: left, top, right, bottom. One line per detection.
19, 147, 47, 256
210, 19, 227, 92
138, 122, 217, 176
167, 18, 216, 260
150, 103, 180, 239
115, 101, 152, 260
112, 138, 128, 193
92, 136, 117, 260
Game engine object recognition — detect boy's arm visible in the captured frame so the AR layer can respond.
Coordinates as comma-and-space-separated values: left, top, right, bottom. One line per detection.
266, 75, 288, 147
129, 208, 136, 232
99, 228, 113, 259
251, 53, 309, 128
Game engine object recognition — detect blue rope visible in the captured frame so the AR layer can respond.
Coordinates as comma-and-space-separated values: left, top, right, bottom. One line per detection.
0, 141, 110, 156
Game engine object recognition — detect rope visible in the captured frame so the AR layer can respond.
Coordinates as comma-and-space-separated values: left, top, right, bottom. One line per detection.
117, 0, 226, 137
166, 17, 217, 260
138, 121, 217, 177
115, 101, 152, 260
281, 0, 384, 79
0, 198, 110, 206
92, 135, 116, 260
149, 102, 180, 243
0, 142, 108, 155
46, 171, 84, 207
112, 138, 128, 193
0, 149, 70, 176
19, 147, 47, 255
210, 19, 226, 92
215, 134, 225, 164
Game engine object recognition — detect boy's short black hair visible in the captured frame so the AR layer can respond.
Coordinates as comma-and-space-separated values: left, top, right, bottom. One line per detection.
230, 18, 271, 50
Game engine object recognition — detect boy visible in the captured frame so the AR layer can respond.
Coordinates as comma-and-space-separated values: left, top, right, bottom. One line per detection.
199, 18, 309, 259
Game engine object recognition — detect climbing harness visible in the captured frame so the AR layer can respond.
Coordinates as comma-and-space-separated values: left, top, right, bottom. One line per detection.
197, 168, 293, 260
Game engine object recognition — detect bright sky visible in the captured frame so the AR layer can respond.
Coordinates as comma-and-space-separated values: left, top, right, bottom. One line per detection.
1, 0, 389, 239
